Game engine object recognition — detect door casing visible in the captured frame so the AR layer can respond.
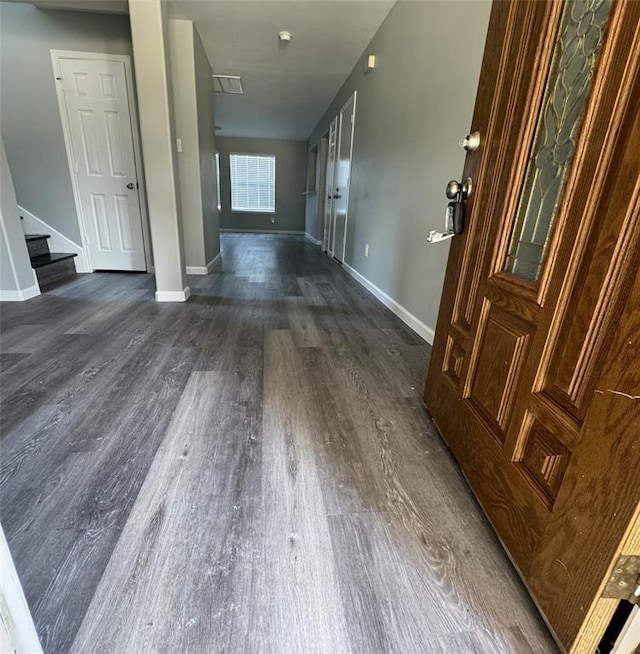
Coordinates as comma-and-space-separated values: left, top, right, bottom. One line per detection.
324, 117, 338, 255
316, 136, 329, 247
332, 91, 357, 263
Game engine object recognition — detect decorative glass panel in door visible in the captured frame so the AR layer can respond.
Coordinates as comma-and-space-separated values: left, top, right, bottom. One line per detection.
504, 0, 613, 281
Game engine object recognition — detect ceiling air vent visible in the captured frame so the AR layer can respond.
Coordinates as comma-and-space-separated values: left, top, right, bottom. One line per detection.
212, 75, 244, 94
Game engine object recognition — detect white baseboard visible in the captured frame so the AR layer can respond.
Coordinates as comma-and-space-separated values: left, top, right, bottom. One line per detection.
220, 229, 304, 236
185, 251, 221, 275
155, 286, 191, 302
0, 283, 41, 302
18, 205, 90, 273
304, 232, 322, 246
342, 262, 435, 344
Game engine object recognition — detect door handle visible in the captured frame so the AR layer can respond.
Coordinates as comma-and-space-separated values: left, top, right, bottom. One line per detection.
445, 178, 472, 200
126, 182, 137, 190
427, 177, 473, 243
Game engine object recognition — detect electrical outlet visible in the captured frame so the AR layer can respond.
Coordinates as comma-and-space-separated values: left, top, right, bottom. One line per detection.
271, 216, 275, 224
365, 243, 370, 257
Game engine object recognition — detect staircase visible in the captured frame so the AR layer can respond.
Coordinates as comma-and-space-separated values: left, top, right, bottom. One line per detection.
25, 234, 77, 290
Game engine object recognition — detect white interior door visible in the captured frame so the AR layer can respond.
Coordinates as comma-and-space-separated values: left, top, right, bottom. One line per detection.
332, 92, 356, 264
59, 57, 146, 271
323, 118, 338, 254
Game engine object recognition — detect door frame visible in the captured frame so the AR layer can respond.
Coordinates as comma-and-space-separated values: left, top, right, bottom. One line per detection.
315, 136, 329, 248
612, 606, 640, 654
333, 90, 357, 263
324, 117, 338, 255
51, 50, 152, 273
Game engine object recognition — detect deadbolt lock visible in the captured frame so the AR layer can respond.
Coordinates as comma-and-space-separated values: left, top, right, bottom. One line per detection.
459, 131, 481, 152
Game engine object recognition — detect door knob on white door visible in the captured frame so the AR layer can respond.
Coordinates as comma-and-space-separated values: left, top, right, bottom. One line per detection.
126, 182, 136, 190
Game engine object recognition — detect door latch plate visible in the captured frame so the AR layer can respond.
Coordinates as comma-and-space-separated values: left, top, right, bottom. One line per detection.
602, 555, 640, 605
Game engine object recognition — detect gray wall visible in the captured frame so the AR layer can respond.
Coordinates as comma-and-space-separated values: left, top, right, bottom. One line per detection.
1, 139, 39, 295
169, 19, 220, 270
306, 0, 491, 338
217, 137, 307, 233
0, 3, 133, 244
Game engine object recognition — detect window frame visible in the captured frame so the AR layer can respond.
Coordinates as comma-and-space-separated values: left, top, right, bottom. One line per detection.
229, 152, 276, 214
215, 152, 221, 212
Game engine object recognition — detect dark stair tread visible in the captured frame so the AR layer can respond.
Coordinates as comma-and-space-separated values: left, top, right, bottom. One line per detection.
25, 233, 52, 241
30, 252, 78, 269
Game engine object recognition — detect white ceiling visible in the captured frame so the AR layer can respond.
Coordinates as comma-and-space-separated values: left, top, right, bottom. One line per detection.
166, 1, 396, 141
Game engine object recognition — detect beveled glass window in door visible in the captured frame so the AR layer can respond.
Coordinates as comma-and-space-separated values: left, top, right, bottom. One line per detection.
504, 0, 613, 282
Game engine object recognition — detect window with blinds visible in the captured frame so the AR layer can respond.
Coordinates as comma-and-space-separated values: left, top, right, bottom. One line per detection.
230, 153, 276, 213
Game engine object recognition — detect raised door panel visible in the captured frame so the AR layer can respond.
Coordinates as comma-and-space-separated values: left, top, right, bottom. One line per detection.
90, 193, 112, 252
541, 155, 640, 420
468, 305, 532, 443
77, 109, 103, 177
104, 111, 127, 178
513, 415, 571, 509
443, 335, 466, 389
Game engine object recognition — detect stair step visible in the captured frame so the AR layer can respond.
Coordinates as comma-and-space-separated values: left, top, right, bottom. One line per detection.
25, 233, 51, 242
32, 253, 78, 290
26, 234, 52, 258
30, 252, 77, 269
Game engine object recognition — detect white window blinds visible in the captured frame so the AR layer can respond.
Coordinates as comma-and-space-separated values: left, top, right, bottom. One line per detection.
230, 153, 276, 213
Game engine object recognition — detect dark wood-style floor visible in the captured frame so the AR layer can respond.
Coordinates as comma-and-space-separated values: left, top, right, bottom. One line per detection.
0, 234, 557, 653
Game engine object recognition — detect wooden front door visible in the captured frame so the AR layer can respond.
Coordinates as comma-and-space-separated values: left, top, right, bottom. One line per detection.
424, 1, 640, 652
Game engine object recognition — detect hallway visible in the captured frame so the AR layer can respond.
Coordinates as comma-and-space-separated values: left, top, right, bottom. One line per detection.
0, 234, 556, 653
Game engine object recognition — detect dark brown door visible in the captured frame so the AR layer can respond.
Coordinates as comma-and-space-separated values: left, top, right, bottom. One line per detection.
424, 1, 640, 652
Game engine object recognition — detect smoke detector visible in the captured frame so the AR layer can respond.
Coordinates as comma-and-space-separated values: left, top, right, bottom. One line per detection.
278, 30, 292, 43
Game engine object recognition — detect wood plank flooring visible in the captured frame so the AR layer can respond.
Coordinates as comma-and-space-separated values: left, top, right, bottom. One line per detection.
0, 234, 557, 653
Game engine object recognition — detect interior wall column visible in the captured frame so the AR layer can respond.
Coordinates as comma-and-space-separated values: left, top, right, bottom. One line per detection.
128, 0, 189, 302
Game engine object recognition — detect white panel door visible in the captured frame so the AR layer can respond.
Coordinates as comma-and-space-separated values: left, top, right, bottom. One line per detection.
323, 117, 338, 254
332, 92, 356, 264
60, 58, 146, 271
